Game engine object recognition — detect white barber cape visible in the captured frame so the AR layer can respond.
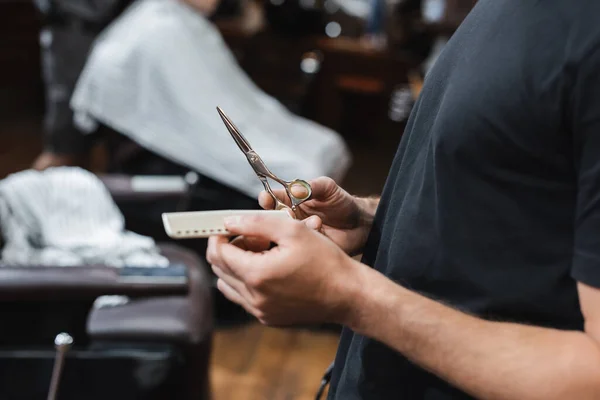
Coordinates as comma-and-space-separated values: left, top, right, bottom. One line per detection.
71, 0, 352, 198
0, 167, 168, 267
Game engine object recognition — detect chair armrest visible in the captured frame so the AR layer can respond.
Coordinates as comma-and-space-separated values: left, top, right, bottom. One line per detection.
0, 266, 188, 301
98, 173, 192, 202
86, 244, 213, 345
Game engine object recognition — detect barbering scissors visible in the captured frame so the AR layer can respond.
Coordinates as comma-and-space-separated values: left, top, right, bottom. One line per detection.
216, 106, 312, 214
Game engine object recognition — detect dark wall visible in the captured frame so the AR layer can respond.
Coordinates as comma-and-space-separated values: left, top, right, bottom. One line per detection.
0, 1, 44, 119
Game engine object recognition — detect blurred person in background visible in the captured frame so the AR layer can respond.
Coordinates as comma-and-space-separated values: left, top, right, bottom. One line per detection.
32, 0, 244, 172
32, 0, 127, 170
32, 0, 351, 237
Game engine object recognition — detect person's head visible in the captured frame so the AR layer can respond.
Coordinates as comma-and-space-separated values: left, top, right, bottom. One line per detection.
185, 0, 222, 16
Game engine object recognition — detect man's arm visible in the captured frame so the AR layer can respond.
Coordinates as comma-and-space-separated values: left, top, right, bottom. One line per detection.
343, 266, 600, 400
208, 209, 600, 400
338, 42, 600, 400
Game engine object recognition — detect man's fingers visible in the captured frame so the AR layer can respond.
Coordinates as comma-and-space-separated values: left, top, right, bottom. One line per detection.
258, 177, 338, 210
258, 191, 274, 209
217, 240, 275, 281
216, 278, 243, 304
218, 216, 318, 279
212, 264, 247, 295
231, 235, 272, 252
290, 183, 310, 199
304, 215, 322, 231
216, 279, 257, 315
206, 235, 230, 267
302, 176, 338, 201
258, 189, 289, 209
224, 213, 301, 243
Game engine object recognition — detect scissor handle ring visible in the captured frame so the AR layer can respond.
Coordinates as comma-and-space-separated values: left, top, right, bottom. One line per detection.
287, 179, 312, 208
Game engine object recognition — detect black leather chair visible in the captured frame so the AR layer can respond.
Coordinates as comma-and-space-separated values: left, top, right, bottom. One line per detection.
0, 175, 213, 400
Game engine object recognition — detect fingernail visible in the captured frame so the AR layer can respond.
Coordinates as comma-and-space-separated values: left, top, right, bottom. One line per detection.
224, 216, 241, 226
291, 184, 308, 197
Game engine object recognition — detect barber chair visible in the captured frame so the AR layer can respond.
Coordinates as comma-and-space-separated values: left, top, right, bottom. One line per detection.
98, 172, 255, 327
0, 176, 213, 400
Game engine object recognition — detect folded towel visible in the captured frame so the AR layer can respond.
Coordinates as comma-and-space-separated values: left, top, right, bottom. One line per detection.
0, 167, 169, 267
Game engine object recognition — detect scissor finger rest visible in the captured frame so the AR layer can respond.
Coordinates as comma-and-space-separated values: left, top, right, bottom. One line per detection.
286, 179, 312, 208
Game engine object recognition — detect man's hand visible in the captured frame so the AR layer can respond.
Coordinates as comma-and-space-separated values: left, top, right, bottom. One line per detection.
206, 213, 365, 326
32, 152, 84, 171
206, 213, 600, 400
259, 176, 378, 255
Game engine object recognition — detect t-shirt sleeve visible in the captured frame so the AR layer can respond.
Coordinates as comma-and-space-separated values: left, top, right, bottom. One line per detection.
571, 46, 600, 288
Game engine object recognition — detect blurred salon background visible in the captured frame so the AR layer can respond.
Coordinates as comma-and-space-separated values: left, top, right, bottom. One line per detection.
0, 0, 475, 398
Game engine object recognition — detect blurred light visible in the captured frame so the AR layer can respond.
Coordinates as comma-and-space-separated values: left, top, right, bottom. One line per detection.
270, 0, 285, 5
49, 85, 68, 102
325, 22, 342, 38
301, 58, 320, 74
324, 0, 340, 13
40, 29, 53, 47
422, 0, 446, 22
34, 0, 51, 14
388, 86, 413, 122
335, 0, 371, 18
185, 171, 199, 186
299, 0, 315, 8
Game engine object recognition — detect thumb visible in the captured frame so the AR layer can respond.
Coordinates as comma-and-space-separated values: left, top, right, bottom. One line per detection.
290, 183, 310, 199
304, 176, 339, 201
304, 215, 322, 231
224, 213, 299, 242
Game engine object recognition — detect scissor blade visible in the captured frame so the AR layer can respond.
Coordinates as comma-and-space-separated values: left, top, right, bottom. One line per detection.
216, 106, 252, 154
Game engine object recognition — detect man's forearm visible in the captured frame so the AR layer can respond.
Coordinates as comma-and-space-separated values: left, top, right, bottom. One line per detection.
343, 264, 600, 400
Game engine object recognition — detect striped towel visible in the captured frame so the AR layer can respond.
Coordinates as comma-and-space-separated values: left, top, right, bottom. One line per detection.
0, 167, 168, 267
70, 0, 352, 199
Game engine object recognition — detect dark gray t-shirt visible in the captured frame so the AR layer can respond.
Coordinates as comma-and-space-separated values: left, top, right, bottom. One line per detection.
329, 0, 600, 398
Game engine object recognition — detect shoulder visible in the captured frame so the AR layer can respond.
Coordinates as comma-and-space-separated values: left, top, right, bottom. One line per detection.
563, 1, 600, 64
88, 0, 218, 62
98, 0, 214, 43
